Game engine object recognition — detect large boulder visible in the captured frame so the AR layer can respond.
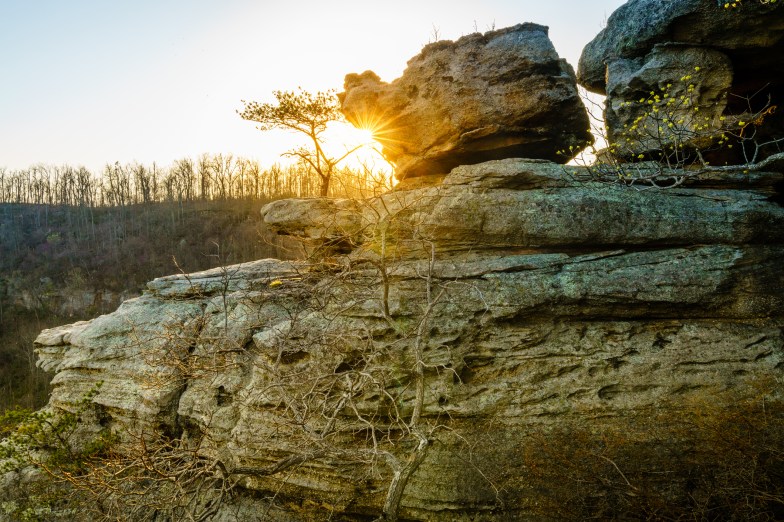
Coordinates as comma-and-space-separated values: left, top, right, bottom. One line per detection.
339, 23, 592, 180
578, 0, 784, 94
578, 0, 784, 163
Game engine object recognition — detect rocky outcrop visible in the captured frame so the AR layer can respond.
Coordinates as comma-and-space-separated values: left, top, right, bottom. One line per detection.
578, 0, 784, 93
33, 260, 306, 426
578, 0, 784, 161
263, 159, 784, 256
339, 24, 592, 180
23, 159, 784, 520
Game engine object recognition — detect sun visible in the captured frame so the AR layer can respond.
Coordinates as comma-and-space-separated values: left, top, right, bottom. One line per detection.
318, 115, 397, 183
323, 121, 377, 153
321, 121, 389, 167
353, 126, 376, 145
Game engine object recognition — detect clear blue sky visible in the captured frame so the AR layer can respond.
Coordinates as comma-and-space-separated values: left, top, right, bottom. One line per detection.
0, 0, 625, 172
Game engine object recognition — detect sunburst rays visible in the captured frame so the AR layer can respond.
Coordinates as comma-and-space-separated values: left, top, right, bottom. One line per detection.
343, 108, 409, 161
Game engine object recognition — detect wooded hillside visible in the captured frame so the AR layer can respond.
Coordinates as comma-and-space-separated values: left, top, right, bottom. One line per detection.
0, 154, 387, 412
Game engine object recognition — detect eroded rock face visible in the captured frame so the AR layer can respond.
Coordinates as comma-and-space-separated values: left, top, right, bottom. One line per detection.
32, 260, 307, 429
263, 159, 784, 257
339, 24, 592, 180
578, 0, 784, 93
578, 0, 784, 161
24, 159, 784, 520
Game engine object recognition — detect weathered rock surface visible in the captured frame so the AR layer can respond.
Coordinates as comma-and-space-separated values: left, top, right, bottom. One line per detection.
578, 0, 784, 161
263, 159, 784, 256
20, 158, 784, 520
578, 0, 784, 94
339, 24, 592, 180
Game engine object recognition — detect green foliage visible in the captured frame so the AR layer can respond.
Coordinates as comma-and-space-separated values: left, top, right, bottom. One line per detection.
1, 497, 63, 522
720, 0, 777, 9
568, 72, 728, 160
0, 407, 35, 439
0, 382, 107, 473
239, 89, 342, 135
606, 72, 733, 167
0, 383, 115, 521
239, 89, 363, 196
563, 70, 781, 188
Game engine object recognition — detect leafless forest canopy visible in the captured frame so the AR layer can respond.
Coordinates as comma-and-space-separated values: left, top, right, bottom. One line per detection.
0, 154, 386, 412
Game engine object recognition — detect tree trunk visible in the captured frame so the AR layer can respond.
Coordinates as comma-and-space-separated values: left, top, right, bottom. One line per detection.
319, 175, 330, 197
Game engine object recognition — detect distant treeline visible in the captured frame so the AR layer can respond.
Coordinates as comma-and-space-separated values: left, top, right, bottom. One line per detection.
0, 153, 389, 207
0, 152, 390, 293
0, 153, 390, 412
0, 148, 386, 415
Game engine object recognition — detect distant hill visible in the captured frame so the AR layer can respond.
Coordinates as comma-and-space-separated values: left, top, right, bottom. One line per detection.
0, 198, 287, 412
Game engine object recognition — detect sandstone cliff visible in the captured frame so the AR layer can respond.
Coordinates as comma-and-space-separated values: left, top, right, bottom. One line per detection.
14, 158, 784, 520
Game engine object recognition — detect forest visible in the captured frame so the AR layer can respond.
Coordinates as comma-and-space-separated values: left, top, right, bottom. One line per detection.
0, 154, 386, 412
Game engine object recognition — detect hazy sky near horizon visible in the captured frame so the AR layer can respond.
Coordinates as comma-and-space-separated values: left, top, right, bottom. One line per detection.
0, 0, 625, 172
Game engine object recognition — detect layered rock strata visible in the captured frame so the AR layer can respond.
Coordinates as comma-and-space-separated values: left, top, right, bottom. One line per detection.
339, 24, 592, 180
28, 159, 784, 520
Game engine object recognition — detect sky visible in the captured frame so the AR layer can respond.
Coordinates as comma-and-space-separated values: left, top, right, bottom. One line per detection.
0, 0, 626, 173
